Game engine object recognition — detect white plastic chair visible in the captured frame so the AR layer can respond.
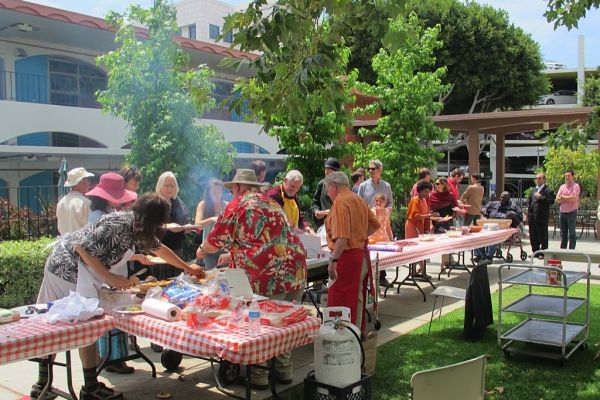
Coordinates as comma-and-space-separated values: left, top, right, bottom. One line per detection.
411, 355, 487, 400
428, 286, 467, 333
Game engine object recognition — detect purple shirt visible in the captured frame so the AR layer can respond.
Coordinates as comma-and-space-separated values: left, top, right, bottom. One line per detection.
557, 182, 580, 213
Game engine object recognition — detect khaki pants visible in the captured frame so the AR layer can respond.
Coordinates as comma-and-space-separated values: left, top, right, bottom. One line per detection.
250, 289, 303, 384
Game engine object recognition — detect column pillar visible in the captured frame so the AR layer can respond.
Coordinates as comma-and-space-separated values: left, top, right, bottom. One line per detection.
467, 129, 480, 176
495, 133, 505, 198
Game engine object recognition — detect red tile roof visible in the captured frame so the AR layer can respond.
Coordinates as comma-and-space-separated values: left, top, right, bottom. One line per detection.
0, 0, 256, 60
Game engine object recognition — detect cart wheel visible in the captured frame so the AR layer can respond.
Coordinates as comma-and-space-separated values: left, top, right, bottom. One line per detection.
506, 253, 513, 263
374, 319, 382, 330
580, 342, 589, 350
218, 361, 240, 385
503, 350, 511, 359
520, 250, 527, 261
161, 350, 183, 371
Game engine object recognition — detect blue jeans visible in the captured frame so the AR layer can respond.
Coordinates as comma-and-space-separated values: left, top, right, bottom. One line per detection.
559, 211, 577, 249
475, 245, 496, 259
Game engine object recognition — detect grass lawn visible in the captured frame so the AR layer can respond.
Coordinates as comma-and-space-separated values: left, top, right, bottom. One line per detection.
374, 283, 600, 400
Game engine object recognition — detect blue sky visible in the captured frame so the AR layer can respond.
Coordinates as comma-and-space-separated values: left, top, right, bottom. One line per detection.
33, 0, 600, 68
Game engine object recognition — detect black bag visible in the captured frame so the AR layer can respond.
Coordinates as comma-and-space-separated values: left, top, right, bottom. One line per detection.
463, 260, 493, 341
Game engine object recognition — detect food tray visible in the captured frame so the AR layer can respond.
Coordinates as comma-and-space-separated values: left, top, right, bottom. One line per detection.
476, 218, 512, 229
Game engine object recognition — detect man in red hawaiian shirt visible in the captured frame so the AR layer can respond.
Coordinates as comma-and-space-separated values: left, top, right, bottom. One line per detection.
195, 168, 307, 388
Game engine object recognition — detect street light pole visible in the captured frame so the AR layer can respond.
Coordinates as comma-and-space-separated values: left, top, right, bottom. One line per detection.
536, 147, 540, 168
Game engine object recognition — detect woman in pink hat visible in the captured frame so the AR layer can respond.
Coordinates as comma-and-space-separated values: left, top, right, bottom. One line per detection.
86, 173, 140, 375
87, 172, 138, 224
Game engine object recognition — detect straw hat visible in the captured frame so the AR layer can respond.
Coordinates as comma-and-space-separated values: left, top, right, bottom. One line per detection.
64, 167, 94, 187
85, 172, 137, 204
224, 169, 264, 189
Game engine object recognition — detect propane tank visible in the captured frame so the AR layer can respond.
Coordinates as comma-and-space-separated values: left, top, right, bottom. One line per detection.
314, 307, 362, 388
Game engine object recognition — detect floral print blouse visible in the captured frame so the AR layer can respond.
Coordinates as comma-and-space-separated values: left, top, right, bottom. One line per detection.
207, 191, 307, 296
46, 211, 158, 284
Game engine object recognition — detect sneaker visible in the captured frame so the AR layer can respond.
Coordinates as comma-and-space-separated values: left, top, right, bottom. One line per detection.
79, 382, 123, 400
30, 384, 58, 400
274, 372, 293, 385
379, 278, 393, 288
106, 362, 134, 374
249, 375, 270, 390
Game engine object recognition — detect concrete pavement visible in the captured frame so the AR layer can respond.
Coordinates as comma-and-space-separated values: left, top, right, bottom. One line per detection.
1, 231, 598, 400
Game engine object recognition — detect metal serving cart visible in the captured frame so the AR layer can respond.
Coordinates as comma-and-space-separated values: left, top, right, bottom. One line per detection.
497, 250, 591, 364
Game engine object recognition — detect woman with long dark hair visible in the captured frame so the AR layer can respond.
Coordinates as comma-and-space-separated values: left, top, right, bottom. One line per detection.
34, 193, 203, 400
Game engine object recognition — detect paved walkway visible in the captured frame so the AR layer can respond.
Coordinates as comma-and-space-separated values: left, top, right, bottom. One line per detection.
1, 232, 598, 400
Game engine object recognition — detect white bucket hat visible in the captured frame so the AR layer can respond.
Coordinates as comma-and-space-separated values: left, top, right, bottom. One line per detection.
64, 167, 94, 187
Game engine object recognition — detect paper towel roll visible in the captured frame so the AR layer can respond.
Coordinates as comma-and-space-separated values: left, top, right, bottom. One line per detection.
142, 298, 182, 321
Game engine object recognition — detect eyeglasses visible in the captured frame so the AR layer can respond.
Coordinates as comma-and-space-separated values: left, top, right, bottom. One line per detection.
368, 167, 378, 171
435, 182, 442, 185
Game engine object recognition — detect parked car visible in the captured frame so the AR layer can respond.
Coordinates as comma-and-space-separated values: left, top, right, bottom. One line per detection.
544, 61, 567, 70
537, 90, 577, 105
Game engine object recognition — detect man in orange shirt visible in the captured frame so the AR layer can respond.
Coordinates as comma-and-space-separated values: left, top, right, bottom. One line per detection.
325, 171, 380, 332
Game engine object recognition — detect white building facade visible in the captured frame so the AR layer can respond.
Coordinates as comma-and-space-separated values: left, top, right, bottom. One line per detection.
0, 0, 282, 209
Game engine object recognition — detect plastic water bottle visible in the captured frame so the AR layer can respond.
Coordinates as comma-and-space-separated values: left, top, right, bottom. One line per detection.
218, 271, 230, 296
248, 299, 261, 336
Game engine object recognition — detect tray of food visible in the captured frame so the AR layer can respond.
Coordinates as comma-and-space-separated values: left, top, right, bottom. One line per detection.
113, 304, 144, 314
430, 216, 452, 222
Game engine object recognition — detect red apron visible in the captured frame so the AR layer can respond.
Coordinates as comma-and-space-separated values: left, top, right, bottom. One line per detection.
327, 244, 374, 331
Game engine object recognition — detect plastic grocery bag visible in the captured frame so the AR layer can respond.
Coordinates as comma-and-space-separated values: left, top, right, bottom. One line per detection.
45, 291, 104, 324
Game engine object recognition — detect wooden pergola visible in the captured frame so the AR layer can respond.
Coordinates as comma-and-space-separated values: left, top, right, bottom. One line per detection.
431, 107, 597, 200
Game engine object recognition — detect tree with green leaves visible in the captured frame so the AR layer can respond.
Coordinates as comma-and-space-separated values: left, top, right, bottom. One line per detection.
339, 0, 548, 116
97, 0, 232, 204
412, 0, 548, 115
543, 146, 599, 198
353, 13, 448, 200
223, 0, 362, 189
545, 0, 600, 29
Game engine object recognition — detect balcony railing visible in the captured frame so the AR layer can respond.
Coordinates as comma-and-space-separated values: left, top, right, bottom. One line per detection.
0, 70, 104, 109
0, 70, 252, 120
0, 186, 58, 241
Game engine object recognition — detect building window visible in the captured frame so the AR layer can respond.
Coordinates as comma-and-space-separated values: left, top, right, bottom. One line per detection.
224, 31, 234, 43
48, 57, 107, 108
175, 27, 182, 36
209, 24, 220, 40
188, 24, 196, 40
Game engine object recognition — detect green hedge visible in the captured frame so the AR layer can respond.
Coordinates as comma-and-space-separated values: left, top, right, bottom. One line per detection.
0, 237, 53, 308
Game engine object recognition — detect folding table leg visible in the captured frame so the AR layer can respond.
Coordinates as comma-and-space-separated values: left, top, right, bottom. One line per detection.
245, 365, 251, 400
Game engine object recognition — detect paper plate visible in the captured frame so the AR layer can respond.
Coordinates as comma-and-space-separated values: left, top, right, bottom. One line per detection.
113, 305, 144, 314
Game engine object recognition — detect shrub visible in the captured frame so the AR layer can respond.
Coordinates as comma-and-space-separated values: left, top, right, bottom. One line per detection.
0, 237, 53, 308
391, 207, 407, 239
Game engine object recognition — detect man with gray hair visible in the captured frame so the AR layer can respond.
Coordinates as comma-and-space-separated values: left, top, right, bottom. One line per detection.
267, 170, 313, 232
324, 171, 380, 332
358, 159, 393, 287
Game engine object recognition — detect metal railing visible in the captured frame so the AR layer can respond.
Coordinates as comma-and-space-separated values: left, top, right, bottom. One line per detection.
0, 185, 59, 240
0, 70, 104, 109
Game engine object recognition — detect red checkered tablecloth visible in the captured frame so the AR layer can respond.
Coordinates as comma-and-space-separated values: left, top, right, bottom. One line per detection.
373, 228, 518, 270
0, 315, 114, 365
115, 315, 320, 365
